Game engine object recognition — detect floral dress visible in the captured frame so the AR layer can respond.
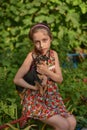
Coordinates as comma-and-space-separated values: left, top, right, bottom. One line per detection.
21, 50, 70, 121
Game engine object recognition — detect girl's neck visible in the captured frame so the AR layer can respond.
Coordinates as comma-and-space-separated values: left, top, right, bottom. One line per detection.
33, 48, 49, 56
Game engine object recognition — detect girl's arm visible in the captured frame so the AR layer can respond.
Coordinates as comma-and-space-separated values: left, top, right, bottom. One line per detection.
13, 52, 38, 90
46, 51, 63, 83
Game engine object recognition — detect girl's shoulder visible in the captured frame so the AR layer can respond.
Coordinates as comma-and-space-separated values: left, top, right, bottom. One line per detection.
27, 51, 39, 62
26, 51, 34, 58
23, 51, 33, 64
50, 50, 58, 57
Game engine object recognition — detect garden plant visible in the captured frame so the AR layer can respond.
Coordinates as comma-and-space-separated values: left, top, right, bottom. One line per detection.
0, 0, 87, 129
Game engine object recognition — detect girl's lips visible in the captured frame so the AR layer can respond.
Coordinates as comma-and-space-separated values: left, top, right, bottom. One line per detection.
41, 48, 47, 51
41, 48, 47, 53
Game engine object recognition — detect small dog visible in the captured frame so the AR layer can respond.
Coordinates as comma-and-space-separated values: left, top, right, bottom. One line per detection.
33, 55, 48, 95
16, 54, 49, 97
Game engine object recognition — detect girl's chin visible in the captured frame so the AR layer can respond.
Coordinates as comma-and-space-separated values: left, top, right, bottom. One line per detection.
36, 48, 48, 55
41, 49, 48, 55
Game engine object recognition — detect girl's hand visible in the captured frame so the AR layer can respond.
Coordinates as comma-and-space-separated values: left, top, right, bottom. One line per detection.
37, 62, 48, 75
34, 81, 41, 90
32, 85, 39, 91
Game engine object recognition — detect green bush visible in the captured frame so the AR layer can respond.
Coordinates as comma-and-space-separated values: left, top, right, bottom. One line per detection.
59, 59, 87, 127
0, 0, 87, 128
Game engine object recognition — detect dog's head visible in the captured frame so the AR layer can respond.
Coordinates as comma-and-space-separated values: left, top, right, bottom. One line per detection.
34, 55, 49, 65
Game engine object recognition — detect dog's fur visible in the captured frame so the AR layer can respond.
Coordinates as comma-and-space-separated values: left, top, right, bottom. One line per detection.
16, 55, 49, 97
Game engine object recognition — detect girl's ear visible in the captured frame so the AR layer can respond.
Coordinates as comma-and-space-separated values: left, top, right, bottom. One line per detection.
50, 35, 53, 41
50, 38, 52, 43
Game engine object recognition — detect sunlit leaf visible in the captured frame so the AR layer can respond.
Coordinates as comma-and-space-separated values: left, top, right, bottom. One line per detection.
6, 123, 19, 130
24, 124, 37, 130
80, 3, 87, 14
41, 123, 46, 130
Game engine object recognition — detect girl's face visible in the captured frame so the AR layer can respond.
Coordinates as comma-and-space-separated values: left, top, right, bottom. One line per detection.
33, 29, 51, 55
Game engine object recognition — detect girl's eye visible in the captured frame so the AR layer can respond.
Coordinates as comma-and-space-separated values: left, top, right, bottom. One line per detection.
33, 38, 48, 44
34, 40, 40, 44
42, 38, 48, 42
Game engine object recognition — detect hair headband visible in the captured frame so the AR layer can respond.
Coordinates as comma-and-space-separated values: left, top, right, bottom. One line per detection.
30, 23, 50, 32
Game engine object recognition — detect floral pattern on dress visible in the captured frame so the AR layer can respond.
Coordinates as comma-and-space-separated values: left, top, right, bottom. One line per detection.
22, 50, 70, 120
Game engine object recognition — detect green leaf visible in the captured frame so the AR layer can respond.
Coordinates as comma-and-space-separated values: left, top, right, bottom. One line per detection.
38, 7, 49, 14
34, 15, 47, 22
52, 39, 59, 46
23, 17, 32, 25
41, 123, 46, 130
49, 0, 61, 4
41, 0, 47, 4
46, 15, 55, 23
28, 8, 38, 14
72, 0, 82, 5
68, 30, 76, 40
58, 26, 67, 39
66, 10, 80, 27
66, 0, 72, 4
58, 3, 68, 14
80, 3, 87, 14
24, 124, 37, 130
6, 123, 19, 130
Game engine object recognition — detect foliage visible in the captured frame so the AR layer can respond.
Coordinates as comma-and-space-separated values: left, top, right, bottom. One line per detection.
0, 0, 87, 129
59, 58, 87, 127
0, 98, 17, 125
4, 123, 37, 130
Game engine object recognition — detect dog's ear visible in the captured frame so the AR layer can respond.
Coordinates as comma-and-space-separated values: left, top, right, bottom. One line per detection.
34, 55, 41, 63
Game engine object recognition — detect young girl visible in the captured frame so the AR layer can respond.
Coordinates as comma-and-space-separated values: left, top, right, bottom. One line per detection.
14, 23, 76, 130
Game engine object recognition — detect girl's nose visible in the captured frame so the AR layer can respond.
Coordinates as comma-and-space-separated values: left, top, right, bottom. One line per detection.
40, 42, 43, 48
